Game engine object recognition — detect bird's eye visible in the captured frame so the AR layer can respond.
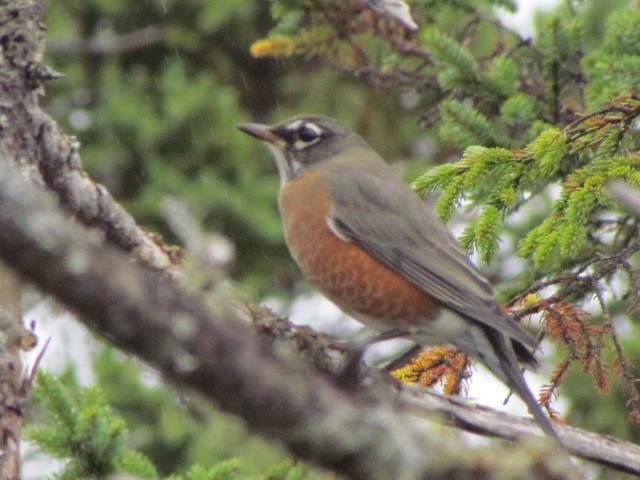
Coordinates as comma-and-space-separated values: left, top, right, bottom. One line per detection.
298, 126, 320, 143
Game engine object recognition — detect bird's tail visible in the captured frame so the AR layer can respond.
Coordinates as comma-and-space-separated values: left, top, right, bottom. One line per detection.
486, 331, 563, 446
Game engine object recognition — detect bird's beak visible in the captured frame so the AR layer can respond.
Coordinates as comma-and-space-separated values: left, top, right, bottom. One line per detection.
237, 123, 286, 148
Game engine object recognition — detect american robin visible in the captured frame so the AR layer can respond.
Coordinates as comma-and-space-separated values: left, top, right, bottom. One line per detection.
238, 115, 560, 442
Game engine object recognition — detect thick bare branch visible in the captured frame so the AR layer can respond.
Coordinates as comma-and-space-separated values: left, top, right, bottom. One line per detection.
0, 262, 26, 480
0, 2, 45, 477
252, 303, 640, 475
0, 1, 179, 276
0, 158, 629, 475
34, 122, 182, 274
0, 163, 581, 480
399, 388, 640, 476
47, 25, 164, 56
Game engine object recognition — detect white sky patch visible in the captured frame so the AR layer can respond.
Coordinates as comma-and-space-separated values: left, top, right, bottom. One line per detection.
496, 0, 564, 38
24, 298, 98, 384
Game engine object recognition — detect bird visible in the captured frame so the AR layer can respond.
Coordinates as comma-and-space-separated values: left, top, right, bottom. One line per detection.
237, 115, 560, 443
359, 0, 418, 30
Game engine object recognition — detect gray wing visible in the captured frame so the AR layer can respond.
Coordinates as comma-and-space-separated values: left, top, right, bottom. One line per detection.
326, 169, 536, 349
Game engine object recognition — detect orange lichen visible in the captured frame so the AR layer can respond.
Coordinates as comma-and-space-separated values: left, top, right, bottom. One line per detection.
392, 347, 472, 396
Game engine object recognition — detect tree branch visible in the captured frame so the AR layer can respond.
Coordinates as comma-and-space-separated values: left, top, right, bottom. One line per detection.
0, 262, 26, 480
0, 163, 582, 480
47, 25, 164, 56
251, 303, 640, 475
34, 122, 182, 274
0, 1, 180, 277
398, 388, 640, 476
0, 2, 47, 477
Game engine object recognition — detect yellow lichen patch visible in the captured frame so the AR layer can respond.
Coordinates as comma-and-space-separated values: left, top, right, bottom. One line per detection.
250, 36, 296, 58
391, 347, 472, 396
525, 293, 540, 306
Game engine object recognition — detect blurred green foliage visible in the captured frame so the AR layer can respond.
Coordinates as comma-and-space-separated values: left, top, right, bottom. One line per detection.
27, 364, 314, 479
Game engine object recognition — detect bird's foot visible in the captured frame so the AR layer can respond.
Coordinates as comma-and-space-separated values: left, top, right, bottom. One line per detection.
334, 329, 412, 387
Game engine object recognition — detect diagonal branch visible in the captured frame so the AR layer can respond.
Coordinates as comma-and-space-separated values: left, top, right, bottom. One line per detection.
33, 121, 182, 275
47, 25, 164, 55
1, 1, 180, 278
0, 162, 583, 480
8, 158, 640, 476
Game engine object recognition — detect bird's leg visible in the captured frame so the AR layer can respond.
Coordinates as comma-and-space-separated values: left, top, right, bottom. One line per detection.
382, 343, 423, 372
335, 328, 412, 387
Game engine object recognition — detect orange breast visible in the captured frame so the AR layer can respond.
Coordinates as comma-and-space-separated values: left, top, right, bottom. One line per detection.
279, 170, 440, 330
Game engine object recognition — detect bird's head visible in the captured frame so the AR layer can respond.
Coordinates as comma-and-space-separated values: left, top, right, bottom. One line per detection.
237, 115, 368, 184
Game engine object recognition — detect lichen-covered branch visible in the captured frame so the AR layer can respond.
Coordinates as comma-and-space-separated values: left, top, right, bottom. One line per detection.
33, 122, 182, 274
0, 262, 27, 480
0, 162, 583, 480
399, 386, 640, 476
0, 158, 639, 475
0, 1, 180, 276
0, 2, 46, 477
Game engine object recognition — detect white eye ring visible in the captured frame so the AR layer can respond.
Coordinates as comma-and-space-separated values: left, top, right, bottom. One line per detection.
293, 122, 322, 150
298, 125, 320, 142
